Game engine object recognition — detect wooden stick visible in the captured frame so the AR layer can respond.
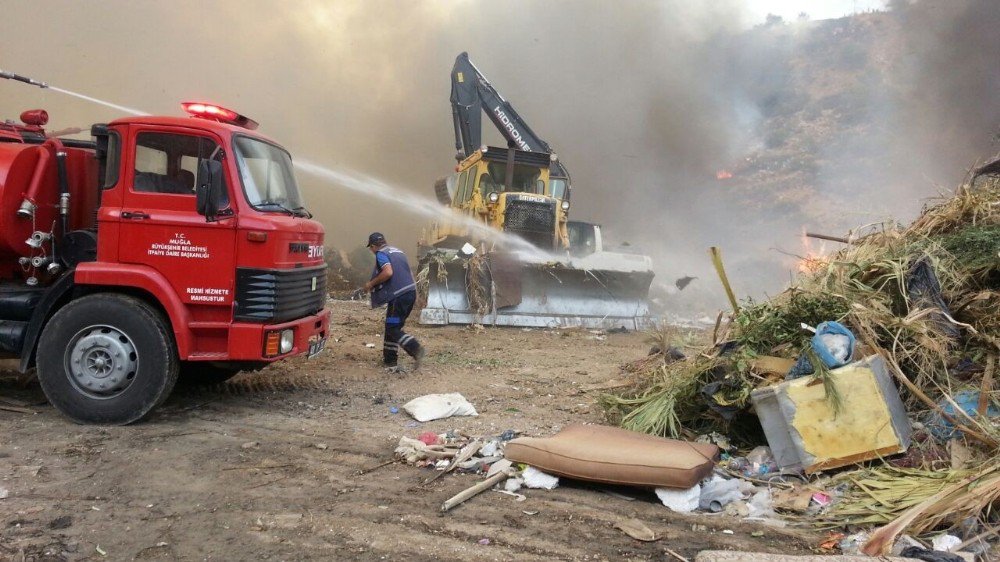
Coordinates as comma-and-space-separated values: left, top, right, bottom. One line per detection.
709, 247, 739, 314
0, 405, 34, 414
440, 471, 509, 512
806, 232, 851, 244
356, 459, 398, 476
664, 547, 690, 562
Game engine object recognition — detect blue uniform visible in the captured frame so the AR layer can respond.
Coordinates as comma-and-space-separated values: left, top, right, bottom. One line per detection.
369, 245, 421, 366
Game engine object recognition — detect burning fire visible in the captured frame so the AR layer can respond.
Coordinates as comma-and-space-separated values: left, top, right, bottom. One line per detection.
716, 169, 733, 180
797, 228, 828, 273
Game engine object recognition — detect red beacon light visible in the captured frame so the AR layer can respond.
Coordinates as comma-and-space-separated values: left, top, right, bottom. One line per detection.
181, 102, 259, 131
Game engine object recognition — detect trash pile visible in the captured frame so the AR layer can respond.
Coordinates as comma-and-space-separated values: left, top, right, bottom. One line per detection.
602, 169, 1000, 556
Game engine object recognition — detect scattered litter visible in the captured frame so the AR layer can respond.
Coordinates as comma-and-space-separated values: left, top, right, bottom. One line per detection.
522, 466, 559, 490
241, 441, 259, 450
721, 529, 734, 535
655, 484, 700, 513
365, 343, 376, 348
503, 477, 523, 493
614, 518, 658, 542
899, 546, 967, 562
479, 439, 500, 457
314, 443, 328, 450
839, 531, 872, 555
402, 393, 478, 422
487, 459, 513, 478
477, 538, 490, 546
494, 489, 526, 501
95, 545, 107, 557
522, 510, 538, 515
810, 492, 831, 507
699, 475, 743, 512
389, 406, 399, 414
417, 431, 441, 446
930, 534, 962, 553
0, 488, 8, 499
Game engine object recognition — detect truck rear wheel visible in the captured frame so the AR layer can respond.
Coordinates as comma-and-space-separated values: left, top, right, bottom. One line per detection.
37, 294, 179, 425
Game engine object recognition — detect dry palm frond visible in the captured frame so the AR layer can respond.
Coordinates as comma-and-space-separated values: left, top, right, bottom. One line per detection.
861, 461, 1000, 555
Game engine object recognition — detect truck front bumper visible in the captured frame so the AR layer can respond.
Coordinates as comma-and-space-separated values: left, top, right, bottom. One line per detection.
227, 308, 331, 361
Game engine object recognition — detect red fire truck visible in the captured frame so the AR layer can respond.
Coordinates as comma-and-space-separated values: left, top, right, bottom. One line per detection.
0, 83, 329, 424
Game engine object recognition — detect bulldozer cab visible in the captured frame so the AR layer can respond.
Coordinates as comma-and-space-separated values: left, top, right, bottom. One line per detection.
430, 146, 569, 250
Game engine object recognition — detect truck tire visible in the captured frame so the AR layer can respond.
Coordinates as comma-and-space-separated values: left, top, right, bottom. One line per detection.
36, 294, 179, 425
178, 361, 268, 386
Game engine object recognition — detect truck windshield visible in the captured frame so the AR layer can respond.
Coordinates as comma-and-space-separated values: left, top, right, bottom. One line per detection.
233, 136, 309, 216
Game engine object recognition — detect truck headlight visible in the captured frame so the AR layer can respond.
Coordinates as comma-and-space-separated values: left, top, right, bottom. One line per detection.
280, 329, 294, 354
561, 200, 570, 210
488, 192, 500, 203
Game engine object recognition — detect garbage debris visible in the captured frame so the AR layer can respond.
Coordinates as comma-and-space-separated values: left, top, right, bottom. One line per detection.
785, 321, 856, 379
898, 547, 966, 562
751, 355, 911, 473
603, 174, 1000, 543
614, 518, 658, 542
698, 475, 743, 512
930, 534, 962, 553
522, 466, 559, 490
655, 484, 700, 513
402, 393, 478, 422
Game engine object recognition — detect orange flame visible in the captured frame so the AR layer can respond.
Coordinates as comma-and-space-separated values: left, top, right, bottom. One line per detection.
797, 228, 828, 273
716, 170, 733, 180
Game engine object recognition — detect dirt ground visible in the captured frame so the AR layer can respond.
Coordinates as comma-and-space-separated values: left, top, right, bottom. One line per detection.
1, 300, 824, 561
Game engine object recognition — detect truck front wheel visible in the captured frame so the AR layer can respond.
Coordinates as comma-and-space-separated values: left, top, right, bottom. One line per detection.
37, 294, 179, 424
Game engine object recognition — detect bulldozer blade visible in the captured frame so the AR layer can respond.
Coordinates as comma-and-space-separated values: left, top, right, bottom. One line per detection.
419, 252, 655, 330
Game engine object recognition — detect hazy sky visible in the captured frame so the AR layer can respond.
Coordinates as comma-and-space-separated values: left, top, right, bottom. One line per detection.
1, 0, 992, 312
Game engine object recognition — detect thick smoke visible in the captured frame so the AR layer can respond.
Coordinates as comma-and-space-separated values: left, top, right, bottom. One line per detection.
1, 0, 995, 314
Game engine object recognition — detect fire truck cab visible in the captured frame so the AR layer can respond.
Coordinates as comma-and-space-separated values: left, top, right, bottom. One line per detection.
0, 103, 329, 424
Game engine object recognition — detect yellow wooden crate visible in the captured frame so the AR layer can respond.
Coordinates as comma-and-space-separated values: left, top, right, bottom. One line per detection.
750, 355, 911, 473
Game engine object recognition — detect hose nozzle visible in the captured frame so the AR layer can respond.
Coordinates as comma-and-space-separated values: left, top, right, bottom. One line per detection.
0, 69, 48, 89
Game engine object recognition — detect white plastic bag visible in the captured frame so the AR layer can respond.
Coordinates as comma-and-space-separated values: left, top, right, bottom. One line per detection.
522, 466, 559, 490
402, 393, 478, 422
655, 484, 701, 513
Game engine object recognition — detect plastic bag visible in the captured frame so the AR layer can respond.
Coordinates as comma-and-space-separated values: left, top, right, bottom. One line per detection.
402, 393, 478, 422
522, 466, 559, 490
655, 484, 701, 513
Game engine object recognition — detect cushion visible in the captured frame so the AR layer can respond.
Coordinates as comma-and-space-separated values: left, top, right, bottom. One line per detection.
504, 424, 719, 489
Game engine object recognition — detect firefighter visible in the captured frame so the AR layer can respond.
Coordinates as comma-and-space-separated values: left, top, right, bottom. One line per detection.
362, 232, 426, 372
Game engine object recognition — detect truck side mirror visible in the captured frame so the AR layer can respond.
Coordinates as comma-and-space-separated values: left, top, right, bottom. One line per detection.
196, 160, 225, 221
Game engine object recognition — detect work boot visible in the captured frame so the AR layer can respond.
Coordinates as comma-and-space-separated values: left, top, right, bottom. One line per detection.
413, 346, 426, 371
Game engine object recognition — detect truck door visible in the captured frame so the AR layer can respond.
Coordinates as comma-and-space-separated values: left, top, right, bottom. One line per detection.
118, 129, 237, 312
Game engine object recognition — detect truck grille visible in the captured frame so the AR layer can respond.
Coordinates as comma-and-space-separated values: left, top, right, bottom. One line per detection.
234, 265, 327, 323
504, 199, 555, 248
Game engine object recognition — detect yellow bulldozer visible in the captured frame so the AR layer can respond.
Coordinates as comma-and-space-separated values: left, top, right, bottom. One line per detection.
418, 53, 654, 329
